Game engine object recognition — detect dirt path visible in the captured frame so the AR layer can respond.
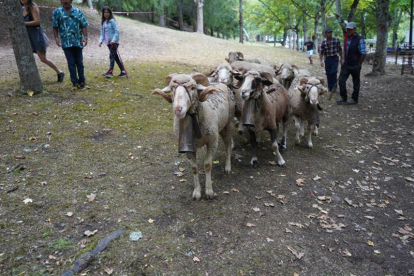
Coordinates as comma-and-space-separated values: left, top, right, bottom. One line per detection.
1, 10, 414, 276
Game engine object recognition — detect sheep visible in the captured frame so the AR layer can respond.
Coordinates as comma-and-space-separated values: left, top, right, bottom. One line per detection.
206, 63, 245, 134
278, 64, 299, 89
226, 51, 261, 64
231, 61, 277, 78
152, 73, 235, 200
288, 76, 328, 149
237, 70, 290, 167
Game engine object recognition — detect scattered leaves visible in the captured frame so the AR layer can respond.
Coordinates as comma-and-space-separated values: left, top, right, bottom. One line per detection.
23, 198, 33, 204
84, 229, 98, 236
86, 193, 96, 202
287, 247, 304, 259
246, 223, 256, 227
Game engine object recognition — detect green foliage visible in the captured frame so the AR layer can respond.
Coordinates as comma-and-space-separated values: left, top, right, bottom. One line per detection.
48, 238, 73, 251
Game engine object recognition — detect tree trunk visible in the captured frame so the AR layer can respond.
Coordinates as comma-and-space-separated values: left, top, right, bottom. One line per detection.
239, 0, 244, 44
177, 0, 184, 31
282, 27, 288, 46
303, 16, 307, 52
159, 14, 165, 27
360, 12, 367, 38
4, 0, 43, 93
392, 9, 403, 49
320, 0, 327, 34
194, 0, 204, 33
295, 28, 300, 51
87, 0, 93, 9
371, 0, 391, 74
210, 28, 214, 36
313, 14, 320, 54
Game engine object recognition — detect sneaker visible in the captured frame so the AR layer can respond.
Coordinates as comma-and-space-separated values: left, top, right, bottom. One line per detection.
57, 72, 65, 82
310, 61, 313, 64
117, 71, 127, 78
103, 70, 113, 78
346, 100, 357, 105
77, 82, 86, 89
336, 99, 346, 105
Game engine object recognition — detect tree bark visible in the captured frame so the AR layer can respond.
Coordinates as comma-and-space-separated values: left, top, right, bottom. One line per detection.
303, 16, 307, 52
282, 27, 288, 46
392, 9, 403, 49
177, 0, 184, 31
320, 0, 327, 34
371, 0, 391, 75
194, 0, 204, 33
360, 12, 366, 38
313, 14, 320, 54
4, 0, 43, 93
239, 0, 244, 44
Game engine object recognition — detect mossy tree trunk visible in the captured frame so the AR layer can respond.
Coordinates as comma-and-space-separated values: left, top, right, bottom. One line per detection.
372, 0, 391, 75
4, 0, 43, 93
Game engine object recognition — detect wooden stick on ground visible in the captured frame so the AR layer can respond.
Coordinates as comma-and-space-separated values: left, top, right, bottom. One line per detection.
60, 229, 124, 276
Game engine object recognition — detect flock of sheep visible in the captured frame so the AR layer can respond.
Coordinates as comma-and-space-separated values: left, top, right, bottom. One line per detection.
152, 52, 328, 200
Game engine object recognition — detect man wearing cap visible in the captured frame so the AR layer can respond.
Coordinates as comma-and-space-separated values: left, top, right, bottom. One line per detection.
320, 28, 342, 95
337, 22, 366, 105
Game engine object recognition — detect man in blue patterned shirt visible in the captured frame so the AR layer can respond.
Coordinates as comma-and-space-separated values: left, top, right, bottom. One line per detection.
53, 0, 88, 88
337, 22, 366, 105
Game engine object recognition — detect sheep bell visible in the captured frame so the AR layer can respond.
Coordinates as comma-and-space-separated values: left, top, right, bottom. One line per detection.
242, 98, 257, 127
178, 114, 195, 153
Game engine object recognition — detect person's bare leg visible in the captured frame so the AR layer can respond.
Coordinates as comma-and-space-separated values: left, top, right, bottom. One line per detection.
36, 51, 62, 74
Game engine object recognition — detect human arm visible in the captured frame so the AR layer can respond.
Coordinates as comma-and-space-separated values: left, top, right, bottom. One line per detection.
82, 27, 88, 47
319, 41, 325, 67
24, 6, 40, 26
53, 27, 61, 47
358, 38, 367, 67
110, 19, 120, 44
99, 23, 104, 46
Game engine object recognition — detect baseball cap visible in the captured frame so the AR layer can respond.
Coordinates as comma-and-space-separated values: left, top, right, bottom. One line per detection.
346, 22, 356, 29
324, 28, 332, 33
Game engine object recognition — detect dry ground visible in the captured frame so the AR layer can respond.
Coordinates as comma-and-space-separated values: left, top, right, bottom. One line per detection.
1, 6, 414, 276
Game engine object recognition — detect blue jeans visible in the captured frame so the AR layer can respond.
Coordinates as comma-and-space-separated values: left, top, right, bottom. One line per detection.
63, 47, 85, 85
324, 56, 338, 91
107, 44, 125, 72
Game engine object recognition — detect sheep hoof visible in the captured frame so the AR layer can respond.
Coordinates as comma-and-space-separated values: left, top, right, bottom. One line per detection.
205, 191, 215, 200
278, 162, 286, 167
308, 143, 313, 149
278, 145, 287, 152
252, 160, 258, 168
192, 191, 202, 201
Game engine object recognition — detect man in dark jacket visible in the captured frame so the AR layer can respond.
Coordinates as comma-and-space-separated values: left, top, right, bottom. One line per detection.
337, 22, 366, 105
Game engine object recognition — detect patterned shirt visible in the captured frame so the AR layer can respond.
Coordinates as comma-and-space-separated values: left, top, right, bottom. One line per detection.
345, 33, 366, 55
320, 37, 342, 57
52, 6, 88, 49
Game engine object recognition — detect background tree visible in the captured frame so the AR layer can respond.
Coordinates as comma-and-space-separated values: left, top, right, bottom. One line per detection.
3, 0, 43, 94
371, 0, 392, 74
240, 0, 244, 43
194, 0, 204, 33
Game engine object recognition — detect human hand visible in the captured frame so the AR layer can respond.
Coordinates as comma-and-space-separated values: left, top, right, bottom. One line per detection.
320, 61, 324, 67
55, 38, 61, 47
99, 42, 102, 47
110, 41, 116, 45
83, 38, 88, 47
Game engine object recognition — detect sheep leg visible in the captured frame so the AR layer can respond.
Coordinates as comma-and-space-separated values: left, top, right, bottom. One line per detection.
307, 121, 314, 149
313, 125, 319, 136
294, 116, 301, 145
186, 152, 201, 200
279, 121, 287, 151
220, 126, 232, 175
269, 129, 286, 167
249, 130, 259, 168
204, 139, 218, 200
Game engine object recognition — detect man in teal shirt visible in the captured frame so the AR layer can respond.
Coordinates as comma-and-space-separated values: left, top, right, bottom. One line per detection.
53, 0, 88, 88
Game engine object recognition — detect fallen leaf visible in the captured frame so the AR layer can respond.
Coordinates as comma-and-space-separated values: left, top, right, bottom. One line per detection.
266, 237, 274, 242
364, 216, 375, 220
104, 268, 114, 275
66, 212, 73, 217
23, 198, 33, 204
373, 250, 381, 254
342, 249, 352, 257
395, 209, 403, 215
287, 247, 304, 259
14, 155, 26, 159
86, 193, 96, 202
178, 167, 185, 172
252, 207, 261, 212
193, 256, 200, 263
313, 176, 322, 181
344, 198, 353, 206
179, 179, 187, 182
285, 228, 293, 233
148, 218, 154, 224
232, 188, 239, 193
27, 90, 34, 96
246, 223, 256, 227
296, 178, 305, 186
405, 177, 414, 182
213, 160, 219, 164
84, 229, 98, 236
367, 240, 374, 246
29, 136, 36, 141
223, 191, 230, 195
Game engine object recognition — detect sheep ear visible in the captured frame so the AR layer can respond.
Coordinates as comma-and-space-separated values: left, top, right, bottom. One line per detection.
297, 86, 306, 95
292, 65, 299, 74
237, 52, 244, 59
152, 88, 172, 103
299, 77, 309, 86
260, 71, 273, 85
319, 87, 328, 95
225, 57, 229, 62
191, 72, 210, 86
199, 86, 219, 102
165, 74, 176, 86
316, 77, 326, 86
206, 70, 217, 77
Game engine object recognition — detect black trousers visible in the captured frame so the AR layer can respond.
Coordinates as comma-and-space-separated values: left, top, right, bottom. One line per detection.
339, 64, 361, 103
107, 44, 125, 72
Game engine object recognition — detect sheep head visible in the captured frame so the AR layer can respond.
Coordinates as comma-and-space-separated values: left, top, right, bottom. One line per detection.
297, 77, 327, 105
152, 73, 215, 120
227, 51, 244, 63
239, 70, 273, 100
207, 64, 234, 85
